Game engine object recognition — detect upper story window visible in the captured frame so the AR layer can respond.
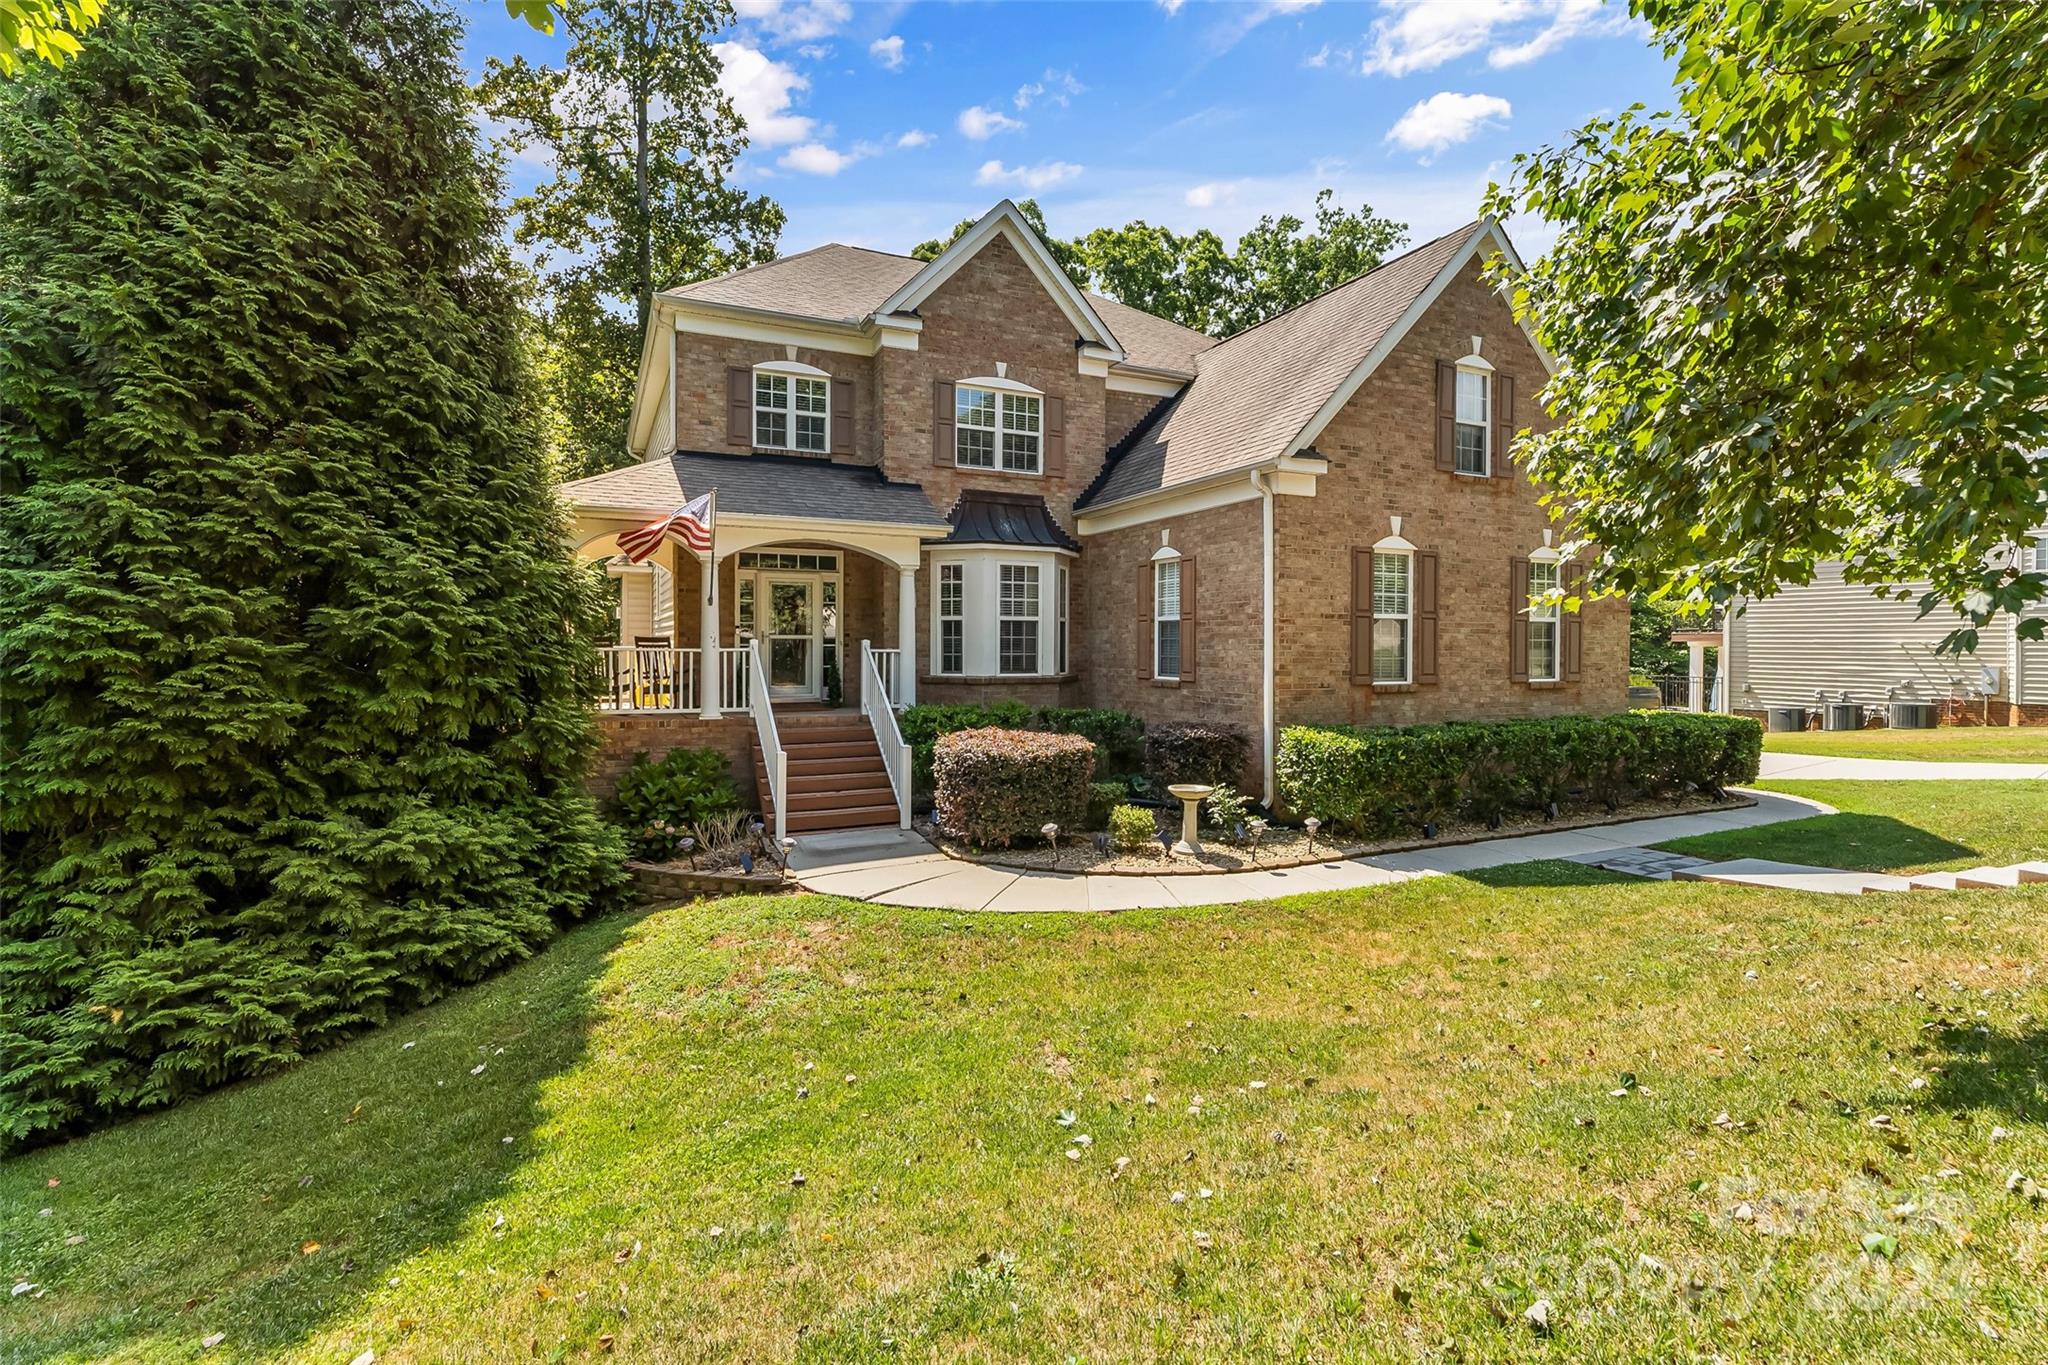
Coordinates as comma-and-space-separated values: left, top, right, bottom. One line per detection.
1454, 368, 1490, 476
754, 368, 828, 453
956, 384, 1042, 474
1526, 557, 1561, 682
1153, 557, 1182, 681
1371, 550, 1412, 683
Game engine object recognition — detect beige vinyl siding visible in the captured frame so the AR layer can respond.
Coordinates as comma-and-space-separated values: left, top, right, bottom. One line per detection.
615, 567, 655, 645
1727, 561, 2014, 707
648, 365, 675, 456
651, 565, 674, 641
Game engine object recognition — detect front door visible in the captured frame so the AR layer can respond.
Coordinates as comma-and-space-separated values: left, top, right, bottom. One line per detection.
763, 574, 819, 701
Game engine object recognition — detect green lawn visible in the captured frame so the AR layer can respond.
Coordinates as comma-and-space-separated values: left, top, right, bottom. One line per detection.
1765, 727, 2048, 763
1658, 779, 2048, 874
6, 787, 2047, 1362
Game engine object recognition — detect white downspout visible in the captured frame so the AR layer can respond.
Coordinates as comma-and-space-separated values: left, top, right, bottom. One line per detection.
1255, 469, 1276, 808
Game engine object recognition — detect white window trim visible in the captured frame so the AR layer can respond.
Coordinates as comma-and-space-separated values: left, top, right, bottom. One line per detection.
954, 382, 1044, 476
1371, 548, 1413, 686
1056, 563, 1070, 676
1152, 551, 1183, 682
997, 561, 1043, 675
927, 548, 1067, 678
1453, 362, 1491, 478
1526, 556, 1562, 683
752, 365, 830, 454
935, 560, 965, 677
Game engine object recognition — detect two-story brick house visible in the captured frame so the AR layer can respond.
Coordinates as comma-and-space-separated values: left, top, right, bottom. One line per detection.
562, 201, 1627, 836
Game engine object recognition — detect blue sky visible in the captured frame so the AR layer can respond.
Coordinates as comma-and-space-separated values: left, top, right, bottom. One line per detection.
460, 0, 1675, 264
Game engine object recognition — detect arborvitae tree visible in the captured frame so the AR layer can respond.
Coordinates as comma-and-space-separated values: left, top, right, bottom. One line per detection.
0, 0, 627, 1147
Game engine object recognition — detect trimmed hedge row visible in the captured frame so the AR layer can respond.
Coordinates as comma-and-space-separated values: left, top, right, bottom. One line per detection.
933, 727, 1096, 848
900, 703, 1145, 790
1275, 712, 1763, 838
1144, 722, 1250, 789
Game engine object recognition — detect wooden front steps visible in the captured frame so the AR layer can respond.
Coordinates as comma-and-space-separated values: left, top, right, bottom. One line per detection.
754, 710, 900, 834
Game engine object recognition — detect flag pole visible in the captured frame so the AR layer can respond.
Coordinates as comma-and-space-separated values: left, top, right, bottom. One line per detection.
699, 485, 720, 719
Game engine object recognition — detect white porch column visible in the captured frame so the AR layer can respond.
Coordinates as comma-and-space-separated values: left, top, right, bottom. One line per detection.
1687, 640, 1707, 713
896, 562, 917, 707
699, 546, 722, 718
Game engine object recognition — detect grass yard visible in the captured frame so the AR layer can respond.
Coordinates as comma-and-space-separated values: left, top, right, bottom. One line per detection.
1659, 780, 2047, 874
1765, 726, 2048, 763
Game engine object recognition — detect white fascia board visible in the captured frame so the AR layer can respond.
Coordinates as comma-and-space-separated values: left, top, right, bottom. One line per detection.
1077, 466, 1289, 535
625, 300, 675, 457
670, 299, 882, 357
1282, 219, 1554, 461
1106, 369, 1190, 398
879, 200, 1125, 361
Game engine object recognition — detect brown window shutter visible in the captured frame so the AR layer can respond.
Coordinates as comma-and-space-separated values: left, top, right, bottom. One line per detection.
1137, 561, 1154, 679
1042, 395, 1065, 475
1178, 555, 1197, 682
830, 378, 855, 456
1414, 550, 1440, 685
727, 367, 753, 445
1493, 373, 1516, 479
1349, 548, 1375, 684
1434, 360, 1458, 472
1562, 562, 1585, 681
932, 380, 954, 468
1508, 555, 1531, 682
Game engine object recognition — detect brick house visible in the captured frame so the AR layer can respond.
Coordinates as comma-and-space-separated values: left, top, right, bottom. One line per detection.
563, 201, 1628, 836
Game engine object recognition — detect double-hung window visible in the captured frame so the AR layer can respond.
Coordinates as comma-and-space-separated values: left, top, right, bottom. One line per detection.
1454, 368, 1490, 475
1056, 565, 1070, 675
1153, 558, 1182, 681
1527, 559, 1561, 682
755, 372, 828, 453
1371, 551, 1411, 683
956, 385, 1042, 474
937, 563, 964, 675
998, 564, 1040, 673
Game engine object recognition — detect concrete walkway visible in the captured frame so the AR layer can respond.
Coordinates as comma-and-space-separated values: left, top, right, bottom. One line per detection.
1759, 751, 2048, 781
788, 791, 1834, 912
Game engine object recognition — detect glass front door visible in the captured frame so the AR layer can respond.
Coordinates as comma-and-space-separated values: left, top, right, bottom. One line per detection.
763, 575, 818, 701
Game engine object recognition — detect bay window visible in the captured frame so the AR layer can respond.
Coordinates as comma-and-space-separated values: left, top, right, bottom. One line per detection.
937, 562, 964, 675
928, 550, 1070, 678
998, 564, 1040, 673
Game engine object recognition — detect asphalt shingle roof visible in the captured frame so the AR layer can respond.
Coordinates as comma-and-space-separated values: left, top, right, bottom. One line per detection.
1078, 224, 1485, 510
559, 451, 948, 529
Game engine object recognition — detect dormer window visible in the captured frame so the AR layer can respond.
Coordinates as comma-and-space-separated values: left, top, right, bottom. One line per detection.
954, 371, 1043, 474
753, 362, 830, 453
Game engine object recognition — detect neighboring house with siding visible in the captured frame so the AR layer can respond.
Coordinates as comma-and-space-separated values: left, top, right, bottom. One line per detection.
1717, 534, 2048, 725
558, 200, 1628, 835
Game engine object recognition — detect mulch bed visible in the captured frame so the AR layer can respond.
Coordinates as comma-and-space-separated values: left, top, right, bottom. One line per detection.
922, 790, 1756, 876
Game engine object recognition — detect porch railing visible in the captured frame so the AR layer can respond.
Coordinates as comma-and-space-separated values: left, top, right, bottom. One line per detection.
861, 640, 913, 829
597, 645, 700, 712
744, 638, 788, 845
718, 645, 752, 713
868, 646, 905, 708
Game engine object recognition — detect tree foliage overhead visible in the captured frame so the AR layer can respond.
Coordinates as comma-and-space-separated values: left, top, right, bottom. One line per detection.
0, 0, 626, 1148
1489, 0, 2048, 646
912, 191, 1408, 337
479, 0, 783, 477
0, 0, 104, 75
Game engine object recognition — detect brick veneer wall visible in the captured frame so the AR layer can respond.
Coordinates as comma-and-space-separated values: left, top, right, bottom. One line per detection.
1273, 257, 1630, 726
671, 333, 879, 466
1105, 389, 1167, 450
590, 713, 757, 804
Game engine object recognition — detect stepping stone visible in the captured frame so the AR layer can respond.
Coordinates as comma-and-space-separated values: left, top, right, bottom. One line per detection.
2016, 862, 2048, 883
1675, 859, 1913, 896
1954, 865, 2031, 889
1908, 871, 1962, 891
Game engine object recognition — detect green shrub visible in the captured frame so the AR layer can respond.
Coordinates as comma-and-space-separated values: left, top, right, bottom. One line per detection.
1109, 804, 1158, 850
1275, 713, 1762, 838
611, 748, 744, 859
933, 728, 1095, 848
900, 703, 1143, 791
1144, 722, 1249, 789
1086, 780, 1127, 830
1205, 783, 1249, 834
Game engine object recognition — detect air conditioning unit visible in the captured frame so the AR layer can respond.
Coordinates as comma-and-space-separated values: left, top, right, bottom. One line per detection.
1824, 702, 1862, 731
1888, 701, 1938, 729
1765, 705, 1807, 732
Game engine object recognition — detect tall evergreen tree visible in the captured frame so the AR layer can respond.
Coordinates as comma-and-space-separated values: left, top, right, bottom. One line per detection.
0, 0, 627, 1147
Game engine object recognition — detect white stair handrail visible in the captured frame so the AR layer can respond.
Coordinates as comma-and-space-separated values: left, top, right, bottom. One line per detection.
744, 638, 788, 845
861, 639, 913, 828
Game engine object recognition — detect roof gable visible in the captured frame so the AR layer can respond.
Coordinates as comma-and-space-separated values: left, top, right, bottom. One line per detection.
878, 200, 1124, 360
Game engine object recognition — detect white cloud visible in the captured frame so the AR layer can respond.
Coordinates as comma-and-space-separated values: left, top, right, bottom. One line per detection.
897, 128, 933, 148
1183, 181, 1239, 209
731, 0, 851, 44
1014, 68, 1084, 111
714, 41, 813, 146
976, 159, 1084, 192
797, 43, 832, 61
1157, 0, 1186, 13
1207, 0, 1324, 55
1386, 91, 1512, 159
778, 142, 856, 176
1359, 0, 1636, 76
869, 34, 906, 70
957, 104, 1026, 140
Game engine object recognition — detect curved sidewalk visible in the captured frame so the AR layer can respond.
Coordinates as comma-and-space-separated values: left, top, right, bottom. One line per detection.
789, 791, 1833, 913
1759, 751, 2048, 781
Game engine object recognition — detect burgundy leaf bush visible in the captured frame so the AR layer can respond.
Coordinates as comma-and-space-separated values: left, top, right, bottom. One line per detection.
933, 727, 1095, 848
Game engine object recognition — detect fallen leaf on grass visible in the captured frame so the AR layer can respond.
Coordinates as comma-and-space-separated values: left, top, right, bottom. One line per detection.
301, 1241, 321, 1256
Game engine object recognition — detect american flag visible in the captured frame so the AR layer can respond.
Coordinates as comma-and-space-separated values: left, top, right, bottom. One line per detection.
618, 490, 714, 562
